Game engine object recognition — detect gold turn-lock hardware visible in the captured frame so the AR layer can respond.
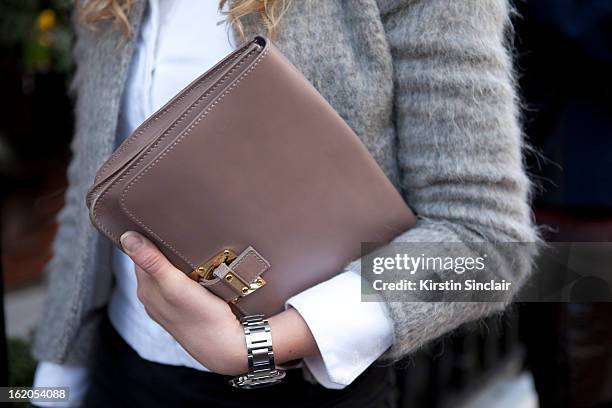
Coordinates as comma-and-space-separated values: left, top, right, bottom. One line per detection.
189, 249, 237, 281
190, 248, 266, 304
223, 272, 266, 297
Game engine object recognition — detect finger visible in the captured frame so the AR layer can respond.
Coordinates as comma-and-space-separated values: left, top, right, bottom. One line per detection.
120, 231, 177, 288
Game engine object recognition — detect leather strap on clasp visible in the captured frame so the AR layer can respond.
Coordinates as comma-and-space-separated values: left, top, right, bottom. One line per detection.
197, 246, 270, 304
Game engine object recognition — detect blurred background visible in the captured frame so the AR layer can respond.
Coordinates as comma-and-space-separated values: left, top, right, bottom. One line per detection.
0, 0, 610, 407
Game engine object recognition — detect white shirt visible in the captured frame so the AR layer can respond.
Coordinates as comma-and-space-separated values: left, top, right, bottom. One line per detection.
34, 1, 393, 405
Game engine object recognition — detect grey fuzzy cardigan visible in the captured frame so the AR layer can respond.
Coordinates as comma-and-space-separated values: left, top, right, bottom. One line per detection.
33, 0, 538, 365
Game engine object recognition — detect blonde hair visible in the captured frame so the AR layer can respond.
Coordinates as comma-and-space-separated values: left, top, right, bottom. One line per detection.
76, 0, 289, 39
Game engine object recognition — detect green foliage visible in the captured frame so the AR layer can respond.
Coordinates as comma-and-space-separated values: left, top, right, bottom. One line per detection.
7, 338, 36, 387
0, 0, 73, 73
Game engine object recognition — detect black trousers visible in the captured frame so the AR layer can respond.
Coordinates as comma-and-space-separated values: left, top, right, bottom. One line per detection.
522, 209, 612, 408
82, 318, 396, 408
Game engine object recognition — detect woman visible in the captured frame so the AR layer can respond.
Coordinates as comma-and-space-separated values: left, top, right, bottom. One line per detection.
32, 0, 538, 406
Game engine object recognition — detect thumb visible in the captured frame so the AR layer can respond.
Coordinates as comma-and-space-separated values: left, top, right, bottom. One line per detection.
120, 231, 174, 282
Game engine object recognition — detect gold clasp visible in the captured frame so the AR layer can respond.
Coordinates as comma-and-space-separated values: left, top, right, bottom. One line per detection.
191, 247, 267, 305
223, 273, 266, 297
189, 249, 237, 281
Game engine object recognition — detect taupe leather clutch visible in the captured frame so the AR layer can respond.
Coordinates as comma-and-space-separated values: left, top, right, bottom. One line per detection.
86, 36, 415, 317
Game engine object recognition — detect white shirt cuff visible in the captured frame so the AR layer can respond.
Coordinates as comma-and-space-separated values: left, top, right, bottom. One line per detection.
32, 362, 90, 407
285, 269, 394, 389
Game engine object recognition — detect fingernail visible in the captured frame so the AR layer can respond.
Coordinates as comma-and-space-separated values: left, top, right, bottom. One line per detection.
120, 232, 143, 253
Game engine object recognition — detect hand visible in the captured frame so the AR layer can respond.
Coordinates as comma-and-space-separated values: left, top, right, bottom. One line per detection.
120, 231, 246, 375
120, 231, 319, 376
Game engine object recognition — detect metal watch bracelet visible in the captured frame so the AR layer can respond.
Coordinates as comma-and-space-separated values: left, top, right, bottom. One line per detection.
229, 314, 286, 389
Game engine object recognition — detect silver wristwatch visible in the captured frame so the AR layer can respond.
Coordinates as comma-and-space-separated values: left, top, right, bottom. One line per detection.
229, 314, 286, 389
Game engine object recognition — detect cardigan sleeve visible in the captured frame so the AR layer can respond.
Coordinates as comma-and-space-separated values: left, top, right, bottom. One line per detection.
349, 0, 540, 361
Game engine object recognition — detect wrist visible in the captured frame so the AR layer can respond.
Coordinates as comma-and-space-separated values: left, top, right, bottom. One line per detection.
227, 319, 250, 375
220, 309, 318, 378
205, 318, 247, 376
267, 308, 318, 365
